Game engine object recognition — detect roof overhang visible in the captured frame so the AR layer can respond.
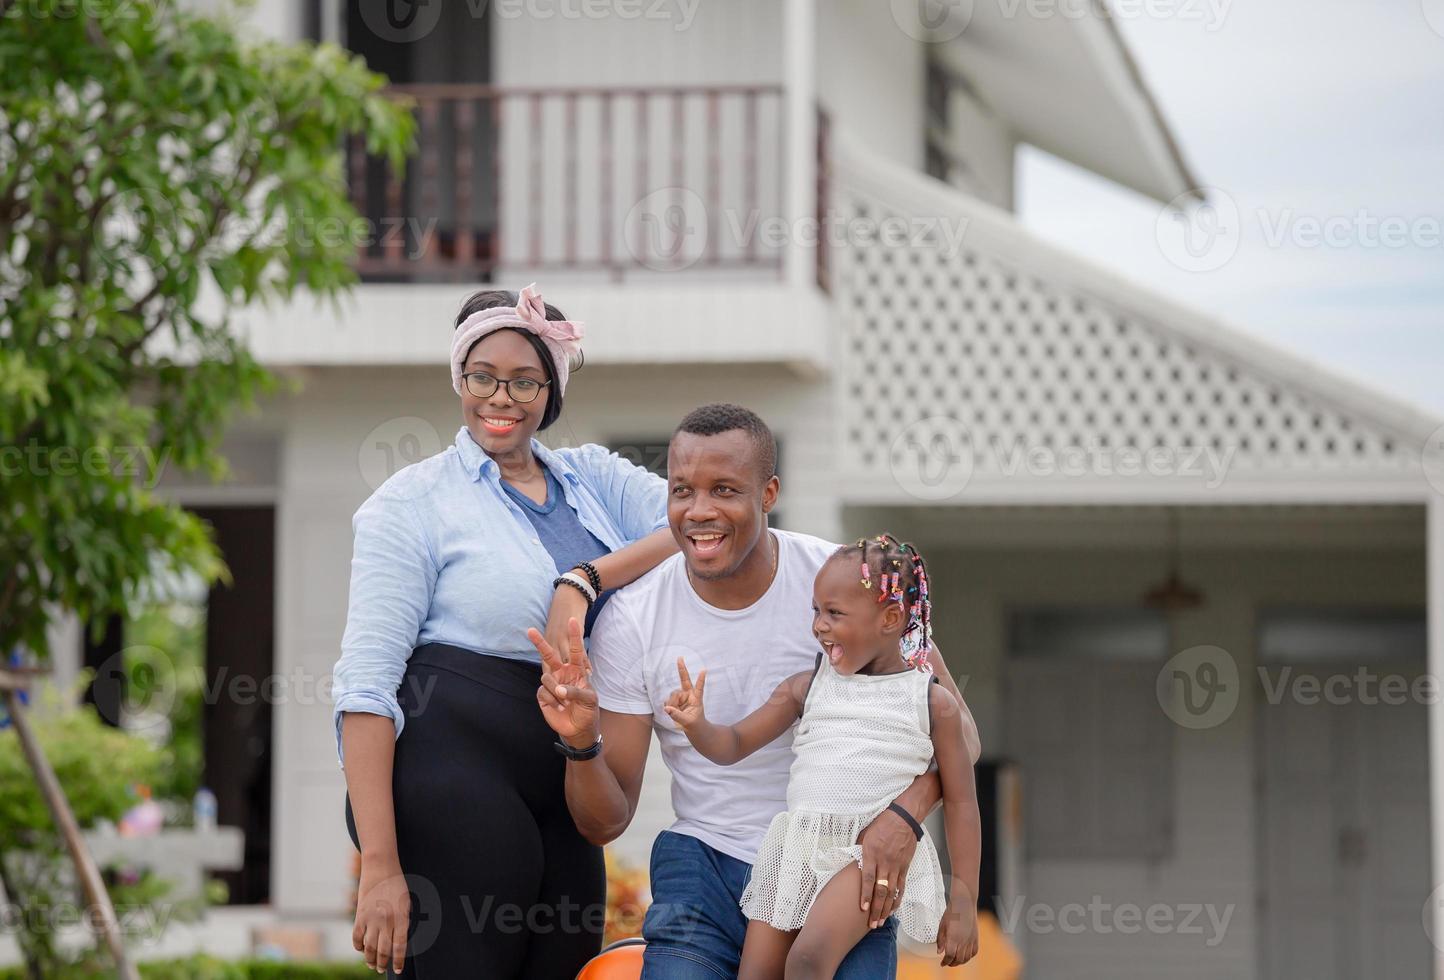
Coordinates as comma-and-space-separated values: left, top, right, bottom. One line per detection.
932, 0, 1203, 204
830, 132, 1444, 508
232, 282, 832, 377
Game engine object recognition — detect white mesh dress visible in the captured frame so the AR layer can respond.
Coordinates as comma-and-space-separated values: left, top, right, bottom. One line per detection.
739, 654, 947, 943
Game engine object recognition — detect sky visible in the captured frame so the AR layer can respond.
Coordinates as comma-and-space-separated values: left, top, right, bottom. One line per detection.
1016, 0, 1444, 417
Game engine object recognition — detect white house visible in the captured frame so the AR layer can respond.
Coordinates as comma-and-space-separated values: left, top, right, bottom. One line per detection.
24, 1, 1444, 976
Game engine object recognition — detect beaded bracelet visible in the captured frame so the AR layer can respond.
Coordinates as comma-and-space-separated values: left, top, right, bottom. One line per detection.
553, 572, 596, 605
573, 560, 602, 594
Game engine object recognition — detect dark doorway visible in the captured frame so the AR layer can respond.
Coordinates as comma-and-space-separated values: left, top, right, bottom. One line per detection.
343, 0, 491, 84
196, 506, 275, 906
83, 614, 125, 727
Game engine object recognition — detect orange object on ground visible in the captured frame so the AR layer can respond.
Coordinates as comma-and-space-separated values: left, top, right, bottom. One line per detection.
898, 911, 1022, 980
576, 937, 645, 979
576, 910, 1022, 979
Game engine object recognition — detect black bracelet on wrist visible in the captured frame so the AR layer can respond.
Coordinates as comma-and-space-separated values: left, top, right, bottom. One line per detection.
886, 801, 925, 841
554, 734, 603, 761
553, 575, 595, 606
573, 560, 602, 594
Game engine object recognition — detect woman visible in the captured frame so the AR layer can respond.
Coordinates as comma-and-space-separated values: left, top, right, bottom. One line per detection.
334, 284, 677, 978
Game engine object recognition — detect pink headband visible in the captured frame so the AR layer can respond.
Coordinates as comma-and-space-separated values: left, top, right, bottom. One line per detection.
450, 283, 585, 396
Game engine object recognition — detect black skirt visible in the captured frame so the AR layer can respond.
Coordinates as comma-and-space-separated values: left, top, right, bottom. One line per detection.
346, 644, 605, 978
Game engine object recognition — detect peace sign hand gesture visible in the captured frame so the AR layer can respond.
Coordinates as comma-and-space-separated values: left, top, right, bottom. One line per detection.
527, 617, 598, 743
663, 657, 708, 731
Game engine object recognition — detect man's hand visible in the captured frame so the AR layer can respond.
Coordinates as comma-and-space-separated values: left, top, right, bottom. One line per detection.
352, 855, 410, 975
662, 657, 708, 730
857, 807, 919, 929
528, 618, 599, 745
936, 898, 980, 967
543, 579, 591, 665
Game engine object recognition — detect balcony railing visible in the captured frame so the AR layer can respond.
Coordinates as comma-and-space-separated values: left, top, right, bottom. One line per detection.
345, 83, 787, 282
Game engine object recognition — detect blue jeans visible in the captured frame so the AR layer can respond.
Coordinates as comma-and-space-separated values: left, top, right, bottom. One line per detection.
641, 830, 898, 979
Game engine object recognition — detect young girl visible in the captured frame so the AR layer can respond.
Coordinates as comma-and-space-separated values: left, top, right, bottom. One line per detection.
664, 534, 981, 978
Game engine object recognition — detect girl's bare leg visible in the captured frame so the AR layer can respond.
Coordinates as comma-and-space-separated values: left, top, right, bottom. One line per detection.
738, 919, 797, 980
784, 865, 875, 980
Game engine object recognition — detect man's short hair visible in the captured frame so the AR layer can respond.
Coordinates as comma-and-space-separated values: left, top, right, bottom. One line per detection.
673, 404, 778, 481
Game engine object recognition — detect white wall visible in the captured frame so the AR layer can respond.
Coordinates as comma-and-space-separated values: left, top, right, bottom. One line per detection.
840, 508, 1426, 980
491, 0, 780, 88
226, 0, 303, 41
814, 0, 1017, 209
816, 0, 927, 173
943, 81, 1017, 210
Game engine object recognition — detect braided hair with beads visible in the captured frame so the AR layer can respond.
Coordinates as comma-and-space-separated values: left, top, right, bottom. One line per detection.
836, 533, 935, 672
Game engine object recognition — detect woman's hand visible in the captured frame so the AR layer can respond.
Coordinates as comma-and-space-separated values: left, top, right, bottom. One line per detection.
352, 854, 410, 975
936, 898, 980, 967
856, 807, 920, 929
544, 577, 592, 664
528, 618, 599, 745
662, 657, 708, 730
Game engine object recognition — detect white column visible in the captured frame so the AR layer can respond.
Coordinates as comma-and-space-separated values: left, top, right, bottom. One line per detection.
320, 0, 342, 44
42, 614, 83, 707
243, 0, 304, 42
783, 0, 817, 292
1430, 493, 1444, 980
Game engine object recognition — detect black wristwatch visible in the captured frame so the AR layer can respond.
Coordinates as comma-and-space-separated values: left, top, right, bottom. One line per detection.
554, 733, 603, 761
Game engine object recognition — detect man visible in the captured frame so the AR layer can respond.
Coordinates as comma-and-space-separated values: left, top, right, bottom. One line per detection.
531, 404, 981, 978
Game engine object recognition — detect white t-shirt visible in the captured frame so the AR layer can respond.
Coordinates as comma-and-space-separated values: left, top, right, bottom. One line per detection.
589, 529, 839, 864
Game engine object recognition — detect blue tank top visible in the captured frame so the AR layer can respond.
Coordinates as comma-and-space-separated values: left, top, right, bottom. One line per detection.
500, 466, 615, 632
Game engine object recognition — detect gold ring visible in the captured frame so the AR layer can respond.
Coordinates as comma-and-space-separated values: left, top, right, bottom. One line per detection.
875, 878, 889, 888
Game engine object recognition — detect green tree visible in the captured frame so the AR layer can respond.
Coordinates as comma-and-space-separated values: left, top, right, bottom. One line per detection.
0, 0, 412, 657
0, 0, 413, 974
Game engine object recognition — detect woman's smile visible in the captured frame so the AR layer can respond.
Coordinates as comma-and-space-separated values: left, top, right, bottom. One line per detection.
480, 413, 523, 436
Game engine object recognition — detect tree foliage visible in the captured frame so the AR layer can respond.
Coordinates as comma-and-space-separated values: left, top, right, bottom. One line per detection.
0, 0, 414, 659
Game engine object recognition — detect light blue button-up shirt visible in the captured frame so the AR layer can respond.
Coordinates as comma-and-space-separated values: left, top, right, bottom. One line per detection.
332, 426, 668, 766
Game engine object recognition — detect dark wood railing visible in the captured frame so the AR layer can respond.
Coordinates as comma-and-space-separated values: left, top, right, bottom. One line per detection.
346, 84, 786, 282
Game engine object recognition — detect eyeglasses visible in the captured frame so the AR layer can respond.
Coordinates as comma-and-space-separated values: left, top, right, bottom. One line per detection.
462, 371, 552, 403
